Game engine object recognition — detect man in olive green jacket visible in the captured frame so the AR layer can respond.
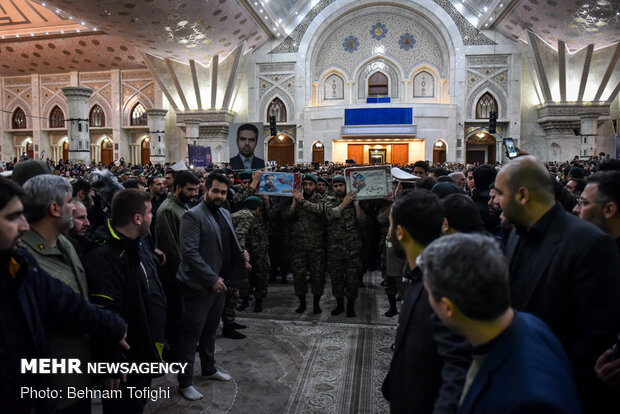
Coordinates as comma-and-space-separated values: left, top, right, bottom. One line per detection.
20, 174, 91, 413
155, 170, 199, 358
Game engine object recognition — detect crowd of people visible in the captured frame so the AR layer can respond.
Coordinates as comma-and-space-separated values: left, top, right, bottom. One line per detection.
1, 151, 619, 413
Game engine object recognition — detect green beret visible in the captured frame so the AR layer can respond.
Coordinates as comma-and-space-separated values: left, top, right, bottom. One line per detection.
239, 170, 252, 180
243, 196, 263, 210
303, 173, 317, 183
332, 175, 346, 184
318, 177, 328, 185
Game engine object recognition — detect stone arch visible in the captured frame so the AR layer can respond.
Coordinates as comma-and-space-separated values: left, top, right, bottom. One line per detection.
123, 93, 153, 127
88, 95, 112, 127
6, 99, 31, 130
135, 134, 150, 145
56, 136, 69, 146
432, 139, 448, 163
411, 65, 439, 99
95, 134, 113, 146
41, 96, 68, 129
467, 83, 507, 119
355, 57, 401, 99
259, 88, 295, 125
320, 69, 347, 103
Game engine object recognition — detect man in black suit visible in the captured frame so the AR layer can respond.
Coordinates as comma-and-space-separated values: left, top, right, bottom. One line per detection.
494, 156, 620, 412
382, 190, 470, 413
229, 123, 265, 170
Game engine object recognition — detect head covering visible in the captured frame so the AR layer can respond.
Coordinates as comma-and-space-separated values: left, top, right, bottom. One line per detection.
431, 182, 461, 199
332, 175, 346, 184
11, 159, 53, 186
317, 177, 329, 185
239, 170, 252, 180
243, 196, 263, 210
303, 173, 317, 184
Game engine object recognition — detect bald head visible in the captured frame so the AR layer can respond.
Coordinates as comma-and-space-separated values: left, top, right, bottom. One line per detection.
499, 156, 554, 204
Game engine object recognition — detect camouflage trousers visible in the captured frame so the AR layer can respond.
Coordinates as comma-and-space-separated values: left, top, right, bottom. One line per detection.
290, 247, 325, 296
222, 287, 239, 325
240, 256, 271, 300
328, 245, 362, 300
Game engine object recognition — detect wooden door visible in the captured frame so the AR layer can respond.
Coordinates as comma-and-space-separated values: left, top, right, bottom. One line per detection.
101, 140, 113, 166
312, 142, 324, 164
141, 139, 150, 165
466, 150, 485, 165
62, 141, 69, 161
391, 144, 409, 164
347, 144, 364, 164
433, 148, 446, 164
268, 136, 294, 166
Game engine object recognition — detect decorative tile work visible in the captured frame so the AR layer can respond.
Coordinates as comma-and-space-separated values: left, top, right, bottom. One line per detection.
467, 81, 508, 119
324, 73, 345, 100
492, 70, 509, 93
343, 35, 360, 53
467, 70, 484, 93
371, 23, 388, 40
413, 70, 434, 97
258, 62, 296, 72
270, 0, 494, 54
315, 12, 443, 80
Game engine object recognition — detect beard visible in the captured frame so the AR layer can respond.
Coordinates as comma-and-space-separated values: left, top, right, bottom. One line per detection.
59, 206, 74, 234
206, 196, 223, 209
388, 225, 406, 259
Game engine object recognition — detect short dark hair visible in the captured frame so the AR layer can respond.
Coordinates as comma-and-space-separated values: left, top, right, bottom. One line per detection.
0, 176, 24, 211
237, 123, 258, 140
391, 189, 443, 246
415, 177, 436, 191
419, 233, 510, 321
147, 175, 163, 187
568, 178, 586, 193
111, 189, 152, 227
413, 160, 429, 173
72, 178, 91, 198
436, 175, 453, 183
165, 170, 176, 177
433, 167, 450, 177
173, 170, 199, 191
473, 165, 497, 191
568, 166, 585, 179
205, 173, 230, 190
441, 194, 484, 233
587, 171, 620, 206
123, 179, 144, 190
598, 159, 620, 172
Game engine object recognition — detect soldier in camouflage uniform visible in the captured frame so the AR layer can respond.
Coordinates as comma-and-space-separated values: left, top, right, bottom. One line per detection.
231, 196, 271, 312
285, 174, 326, 314
324, 175, 366, 317
316, 177, 328, 197
232, 170, 262, 211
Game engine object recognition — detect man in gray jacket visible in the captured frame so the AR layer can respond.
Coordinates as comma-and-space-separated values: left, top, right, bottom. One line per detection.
176, 172, 248, 401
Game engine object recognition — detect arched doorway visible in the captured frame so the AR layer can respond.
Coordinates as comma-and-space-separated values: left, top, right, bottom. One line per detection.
267, 134, 294, 166
466, 131, 496, 164
433, 140, 447, 164
140, 137, 150, 165
21, 138, 34, 159
60, 138, 69, 161
101, 138, 113, 166
312, 141, 324, 164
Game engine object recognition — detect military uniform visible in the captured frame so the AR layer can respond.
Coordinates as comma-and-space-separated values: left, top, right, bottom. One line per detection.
325, 195, 365, 301
285, 192, 325, 298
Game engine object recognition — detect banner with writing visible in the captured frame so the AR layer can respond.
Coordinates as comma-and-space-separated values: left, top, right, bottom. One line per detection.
344, 165, 390, 200
188, 145, 212, 168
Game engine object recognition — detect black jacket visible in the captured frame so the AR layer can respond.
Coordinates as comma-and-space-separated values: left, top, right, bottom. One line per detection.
84, 221, 166, 371
382, 267, 471, 414
229, 154, 265, 170
1, 249, 125, 413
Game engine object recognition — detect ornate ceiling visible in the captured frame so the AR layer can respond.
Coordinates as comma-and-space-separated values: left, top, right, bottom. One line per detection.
0, 0, 617, 77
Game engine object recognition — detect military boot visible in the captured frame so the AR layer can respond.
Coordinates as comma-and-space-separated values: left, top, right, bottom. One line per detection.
384, 294, 398, 317
253, 298, 263, 313
331, 298, 345, 316
295, 295, 306, 314
313, 295, 322, 314
237, 297, 249, 311
346, 299, 356, 318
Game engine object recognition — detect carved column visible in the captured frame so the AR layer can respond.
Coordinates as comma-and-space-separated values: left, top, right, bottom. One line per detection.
62, 86, 93, 164
146, 109, 168, 165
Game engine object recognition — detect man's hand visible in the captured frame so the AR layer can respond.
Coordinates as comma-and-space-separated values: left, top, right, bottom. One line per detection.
595, 347, 620, 388
241, 249, 250, 263
343, 190, 357, 205
245, 261, 252, 272
252, 170, 262, 188
292, 190, 304, 203
119, 331, 130, 351
212, 277, 227, 293
103, 374, 126, 390
154, 248, 166, 266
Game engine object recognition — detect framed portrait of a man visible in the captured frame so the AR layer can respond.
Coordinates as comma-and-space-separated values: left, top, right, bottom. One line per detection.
228, 122, 265, 170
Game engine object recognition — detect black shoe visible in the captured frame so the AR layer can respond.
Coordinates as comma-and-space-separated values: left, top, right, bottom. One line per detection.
331, 298, 345, 316
229, 322, 247, 330
346, 299, 356, 318
236, 298, 249, 311
384, 294, 398, 317
295, 295, 306, 314
253, 299, 263, 313
222, 326, 246, 339
313, 295, 322, 314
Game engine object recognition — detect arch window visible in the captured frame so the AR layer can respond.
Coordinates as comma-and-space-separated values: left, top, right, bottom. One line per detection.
324, 74, 344, 100
12, 107, 26, 129
130, 102, 147, 126
413, 71, 435, 97
475, 92, 497, 119
49, 106, 65, 128
89, 105, 105, 127
267, 97, 287, 123
368, 72, 388, 96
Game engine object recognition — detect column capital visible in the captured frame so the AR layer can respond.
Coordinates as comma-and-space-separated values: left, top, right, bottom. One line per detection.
183, 119, 202, 126
61, 86, 93, 101
146, 108, 168, 118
